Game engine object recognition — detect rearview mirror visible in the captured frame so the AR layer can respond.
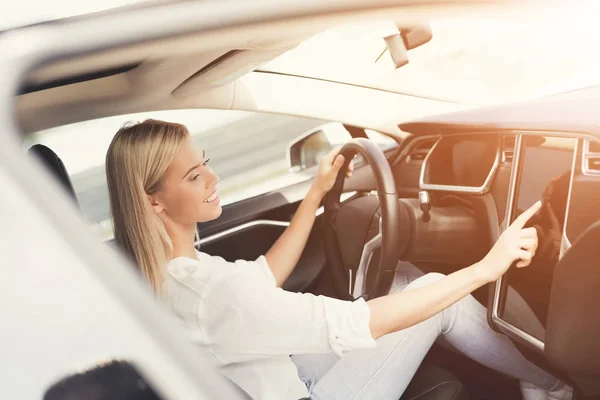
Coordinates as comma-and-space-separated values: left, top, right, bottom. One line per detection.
401, 24, 433, 50
382, 22, 432, 69
287, 123, 352, 172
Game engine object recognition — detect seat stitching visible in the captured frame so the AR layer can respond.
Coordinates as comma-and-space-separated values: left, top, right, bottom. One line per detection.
450, 383, 465, 400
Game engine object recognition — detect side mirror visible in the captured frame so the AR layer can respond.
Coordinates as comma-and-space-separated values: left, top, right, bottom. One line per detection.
287, 123, 351, 172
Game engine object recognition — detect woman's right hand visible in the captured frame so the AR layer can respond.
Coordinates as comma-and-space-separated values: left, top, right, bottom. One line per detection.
311, 147, 354, 197
476, 201, 542, 283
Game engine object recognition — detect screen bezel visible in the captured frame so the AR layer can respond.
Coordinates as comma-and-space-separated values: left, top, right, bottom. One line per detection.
490, 133, 578, 354
420, 134, 501, 194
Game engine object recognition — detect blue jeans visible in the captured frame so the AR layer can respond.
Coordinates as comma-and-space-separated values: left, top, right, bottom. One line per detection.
291, 262, 558, 400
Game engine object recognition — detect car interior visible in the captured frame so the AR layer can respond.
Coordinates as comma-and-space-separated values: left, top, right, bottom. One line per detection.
3, 1, 600, 400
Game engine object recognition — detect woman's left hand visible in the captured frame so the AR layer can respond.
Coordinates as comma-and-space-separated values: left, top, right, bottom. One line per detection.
312, 147, 353, 196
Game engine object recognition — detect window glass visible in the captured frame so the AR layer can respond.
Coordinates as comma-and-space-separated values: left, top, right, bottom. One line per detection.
365, 129, 398, 150
26, 110, 327, 240
27, 110, 397, 241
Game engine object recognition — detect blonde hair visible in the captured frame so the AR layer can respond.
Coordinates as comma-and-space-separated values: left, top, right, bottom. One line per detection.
106, 119, 189, 294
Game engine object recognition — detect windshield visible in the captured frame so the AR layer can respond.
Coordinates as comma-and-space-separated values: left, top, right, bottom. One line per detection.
263, 7, 600, 106
6, 3, 600, 105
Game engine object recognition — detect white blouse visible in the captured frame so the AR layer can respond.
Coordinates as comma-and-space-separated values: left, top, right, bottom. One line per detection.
165, 251, 375, 400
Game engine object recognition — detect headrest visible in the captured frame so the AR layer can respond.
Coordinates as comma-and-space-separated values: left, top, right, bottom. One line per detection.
28, 144, 78, 205
43, 360, 161, 400
545, 220, 600, 396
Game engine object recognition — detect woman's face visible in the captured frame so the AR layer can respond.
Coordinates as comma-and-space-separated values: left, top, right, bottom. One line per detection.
152, 136, 222, 225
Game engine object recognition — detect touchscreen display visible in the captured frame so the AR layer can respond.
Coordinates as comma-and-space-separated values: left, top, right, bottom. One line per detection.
500, 136, 576, 341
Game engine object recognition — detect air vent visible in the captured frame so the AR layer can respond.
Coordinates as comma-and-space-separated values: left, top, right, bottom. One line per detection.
501, 135, 516, 165
502, 149, 514, 164
584, 140, 600, 175
405, 139, 437, 163
586, 156, 600, 173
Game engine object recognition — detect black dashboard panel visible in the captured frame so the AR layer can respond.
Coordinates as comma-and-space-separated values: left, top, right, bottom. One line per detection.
421, 134, 500, 194
392, 134, 513, 244
393, 137, 438, 198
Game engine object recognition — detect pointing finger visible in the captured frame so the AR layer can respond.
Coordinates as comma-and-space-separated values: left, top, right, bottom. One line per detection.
512, 201, 542, 230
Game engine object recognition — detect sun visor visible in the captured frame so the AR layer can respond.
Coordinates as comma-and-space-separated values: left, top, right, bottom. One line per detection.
173, 46, 295, 96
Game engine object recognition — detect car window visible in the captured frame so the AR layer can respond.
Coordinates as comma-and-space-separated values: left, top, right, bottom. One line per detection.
365, 129, 398, 150
25, 110, 395, 241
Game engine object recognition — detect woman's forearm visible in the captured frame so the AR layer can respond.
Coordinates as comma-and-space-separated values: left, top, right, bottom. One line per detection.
265, 184, 324, 287
367, 262, 489, 339
366, 201, 543, 339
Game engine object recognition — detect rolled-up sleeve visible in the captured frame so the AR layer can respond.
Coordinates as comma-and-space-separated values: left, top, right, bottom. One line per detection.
321, 296, 375, 356
199, 258, 376, 363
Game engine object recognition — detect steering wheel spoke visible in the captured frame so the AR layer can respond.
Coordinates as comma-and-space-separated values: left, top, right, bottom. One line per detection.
353, 217, 382, 298
323, 138, 403, 300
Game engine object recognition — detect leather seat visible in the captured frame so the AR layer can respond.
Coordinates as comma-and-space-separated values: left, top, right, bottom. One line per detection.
545, 221, 600, 397
27, 145, 127, 255
400, 363, 469, 400
28, 144, 78, 205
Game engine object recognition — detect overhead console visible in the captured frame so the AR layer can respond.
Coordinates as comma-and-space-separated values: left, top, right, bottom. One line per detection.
420, 134, 501, 194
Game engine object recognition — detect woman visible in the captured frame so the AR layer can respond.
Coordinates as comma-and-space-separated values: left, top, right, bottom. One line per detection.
106, 120, 571, 400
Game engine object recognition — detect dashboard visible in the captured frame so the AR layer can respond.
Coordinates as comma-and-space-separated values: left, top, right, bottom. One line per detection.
393, 133, 515, 220
390, 131, 600, 391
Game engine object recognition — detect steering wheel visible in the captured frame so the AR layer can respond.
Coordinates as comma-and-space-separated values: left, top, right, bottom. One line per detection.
323, 138, 402, 300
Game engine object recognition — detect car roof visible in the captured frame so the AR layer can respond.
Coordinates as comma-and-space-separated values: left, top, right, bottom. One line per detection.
13, 1, 598, 137
399, 84, 600, 140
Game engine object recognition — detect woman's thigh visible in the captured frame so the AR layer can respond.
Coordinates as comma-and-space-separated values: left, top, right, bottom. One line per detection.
291, 263, 432, 399
291, 353, 340, 393
309, 311, 443, 400
391, 261, 425, 293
